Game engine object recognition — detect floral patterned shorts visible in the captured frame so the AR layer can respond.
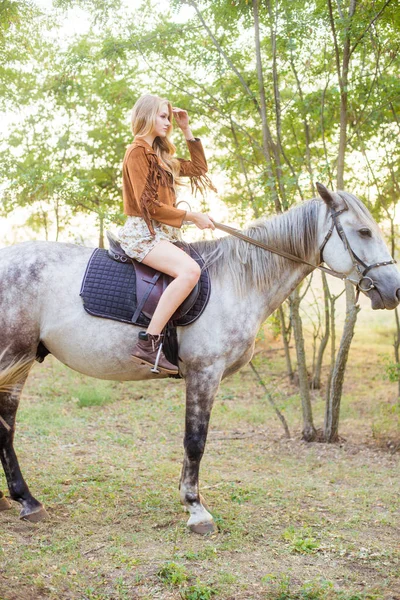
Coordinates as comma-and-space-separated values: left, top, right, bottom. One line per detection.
118, 216, 183, 262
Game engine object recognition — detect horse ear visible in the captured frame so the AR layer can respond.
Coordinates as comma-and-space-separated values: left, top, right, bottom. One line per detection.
316, 182, 338, 209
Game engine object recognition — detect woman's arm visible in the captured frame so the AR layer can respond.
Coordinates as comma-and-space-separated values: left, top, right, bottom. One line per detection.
177, 138, 208, 178
173, 108, 217, 192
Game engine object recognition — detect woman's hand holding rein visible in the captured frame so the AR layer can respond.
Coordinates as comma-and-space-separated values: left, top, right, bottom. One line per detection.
185, 212, 215, 230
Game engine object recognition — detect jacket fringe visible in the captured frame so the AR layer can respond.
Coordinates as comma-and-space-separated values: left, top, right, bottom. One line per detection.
189, 173, 218, 197
140, 154, 173, 235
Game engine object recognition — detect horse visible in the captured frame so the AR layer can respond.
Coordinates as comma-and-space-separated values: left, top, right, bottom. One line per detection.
0, 184, 399, 534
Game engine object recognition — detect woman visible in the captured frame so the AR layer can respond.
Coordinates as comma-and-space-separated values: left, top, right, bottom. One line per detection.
119, 94, 216, 375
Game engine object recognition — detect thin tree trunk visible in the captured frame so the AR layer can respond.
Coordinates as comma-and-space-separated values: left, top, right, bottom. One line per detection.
249, 361, 291, 438
99, 214, 104, 249
279, 304, 294, 383
324, 0, 359, 442
288, 38, 315, 196
312, 272, 330, 389
252, 0, 282, 213
327, 0, 356, 188
388, 215, 400, 401
325, 286, 345, 404
290, 288, 317, 441
324, 282, 360, 442
394, 308, 400, 401
264, 0, 289, 209
229, 117, 260, 219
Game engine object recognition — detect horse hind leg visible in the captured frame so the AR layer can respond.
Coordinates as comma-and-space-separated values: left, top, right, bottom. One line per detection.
0, 355, 48, 522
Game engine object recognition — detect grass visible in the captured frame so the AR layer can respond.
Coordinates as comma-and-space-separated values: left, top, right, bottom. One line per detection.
0, 302, 399, 599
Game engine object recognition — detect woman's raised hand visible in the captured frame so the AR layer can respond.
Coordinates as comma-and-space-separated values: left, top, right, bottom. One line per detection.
185, 212, 215, 230
172, 107, 189, 130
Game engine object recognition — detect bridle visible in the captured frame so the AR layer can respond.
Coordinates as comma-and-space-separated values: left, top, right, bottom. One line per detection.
209, 199, 396, 302
318, 197, 396, 301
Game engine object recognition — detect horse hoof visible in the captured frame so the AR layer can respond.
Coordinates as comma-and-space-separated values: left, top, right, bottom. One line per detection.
188, 520, 216, 535
0, 492, 12, 511
20, 505, 49, 523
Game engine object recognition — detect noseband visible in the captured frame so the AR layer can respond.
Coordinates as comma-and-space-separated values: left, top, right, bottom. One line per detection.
319, 198, 396, 302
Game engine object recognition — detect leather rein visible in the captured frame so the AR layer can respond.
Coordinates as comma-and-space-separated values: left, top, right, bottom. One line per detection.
210, 199, 396, 301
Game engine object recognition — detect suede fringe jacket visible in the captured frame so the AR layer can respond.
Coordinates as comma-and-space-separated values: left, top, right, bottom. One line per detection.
122, 137, 217, 235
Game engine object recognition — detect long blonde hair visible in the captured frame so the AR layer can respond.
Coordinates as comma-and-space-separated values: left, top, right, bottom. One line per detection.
131, 94, 182, 190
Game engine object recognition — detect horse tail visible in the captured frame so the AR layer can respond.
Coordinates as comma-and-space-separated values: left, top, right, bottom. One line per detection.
0, 351, 33, 393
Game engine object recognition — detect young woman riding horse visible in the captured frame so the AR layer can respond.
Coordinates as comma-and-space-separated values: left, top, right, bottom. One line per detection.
119, 94, 216, 375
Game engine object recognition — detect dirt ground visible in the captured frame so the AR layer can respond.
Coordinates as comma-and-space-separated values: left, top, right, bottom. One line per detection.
0, 315, 399, 600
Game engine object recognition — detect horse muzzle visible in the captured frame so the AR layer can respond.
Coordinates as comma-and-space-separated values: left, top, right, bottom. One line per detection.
365, 285, 400, 311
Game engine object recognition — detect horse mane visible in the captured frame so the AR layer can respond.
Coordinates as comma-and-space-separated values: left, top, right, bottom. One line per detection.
192, 192, 375, 296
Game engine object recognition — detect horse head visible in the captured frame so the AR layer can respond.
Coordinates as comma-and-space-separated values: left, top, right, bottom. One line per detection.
316, 182, 400, 310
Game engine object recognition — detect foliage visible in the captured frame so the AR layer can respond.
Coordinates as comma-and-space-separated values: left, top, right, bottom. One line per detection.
157, 561, 188, 586
2, 0, 400, 237
383, 356, 400, 384
282, 526, 320, 554
180, 581, 216, 600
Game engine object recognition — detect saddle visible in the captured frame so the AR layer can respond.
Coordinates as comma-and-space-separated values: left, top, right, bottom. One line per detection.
79, 231, 211, 329
106, 232, 208, 325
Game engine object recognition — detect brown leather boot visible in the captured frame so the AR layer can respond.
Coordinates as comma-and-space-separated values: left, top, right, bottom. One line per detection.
131, 332, 178, 375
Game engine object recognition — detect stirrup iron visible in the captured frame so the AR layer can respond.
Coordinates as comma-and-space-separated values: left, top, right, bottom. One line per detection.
151, 341, 163, 374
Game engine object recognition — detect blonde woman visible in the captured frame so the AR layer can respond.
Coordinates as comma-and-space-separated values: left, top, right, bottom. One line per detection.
119, 94, 216, 374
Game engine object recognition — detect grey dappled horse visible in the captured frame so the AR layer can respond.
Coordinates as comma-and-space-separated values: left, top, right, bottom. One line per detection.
0, 185, 399, 534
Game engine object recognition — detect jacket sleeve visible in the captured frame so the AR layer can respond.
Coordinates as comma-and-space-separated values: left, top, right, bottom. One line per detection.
177, 138, 218, 195
125, 147, 187, 234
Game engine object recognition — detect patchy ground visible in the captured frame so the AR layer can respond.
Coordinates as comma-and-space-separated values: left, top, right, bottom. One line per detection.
0, 312, 399, 600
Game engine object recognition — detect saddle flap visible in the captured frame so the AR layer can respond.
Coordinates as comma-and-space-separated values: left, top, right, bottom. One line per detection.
132, 260, 200, 320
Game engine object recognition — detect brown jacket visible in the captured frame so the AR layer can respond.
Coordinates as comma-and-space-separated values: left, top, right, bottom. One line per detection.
122, 137, 215, 235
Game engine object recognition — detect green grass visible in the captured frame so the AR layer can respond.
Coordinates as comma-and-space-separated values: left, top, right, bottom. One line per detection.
0, 308, 399, 599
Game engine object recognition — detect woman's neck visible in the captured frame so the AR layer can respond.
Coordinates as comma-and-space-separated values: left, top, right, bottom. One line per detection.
135, 135, 155, 146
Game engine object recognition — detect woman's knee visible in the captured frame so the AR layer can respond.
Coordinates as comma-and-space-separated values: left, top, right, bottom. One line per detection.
177, 261, 201, 287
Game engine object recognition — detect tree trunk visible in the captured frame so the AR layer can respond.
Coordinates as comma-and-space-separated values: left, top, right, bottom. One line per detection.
99, 214, 104, 248
312, 272, 330, 389
394, 307, 400, 401
324, 282, 360, 442
252, 0, 282, 213
279, 304, 294, 383
290, 288, 317, 441
328, 0, 356, 188
229, 117, 260, 219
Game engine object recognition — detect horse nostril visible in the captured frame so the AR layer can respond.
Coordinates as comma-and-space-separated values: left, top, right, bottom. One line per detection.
397, 289, 400, 302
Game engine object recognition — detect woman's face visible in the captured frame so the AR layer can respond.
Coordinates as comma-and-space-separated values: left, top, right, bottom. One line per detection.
153, 103, 171, 138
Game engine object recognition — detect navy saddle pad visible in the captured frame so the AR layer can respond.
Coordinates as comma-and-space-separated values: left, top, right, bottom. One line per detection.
79, 244, 211, 328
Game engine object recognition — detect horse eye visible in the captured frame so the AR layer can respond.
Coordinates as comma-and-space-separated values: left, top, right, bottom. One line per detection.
359, 228, 372, 238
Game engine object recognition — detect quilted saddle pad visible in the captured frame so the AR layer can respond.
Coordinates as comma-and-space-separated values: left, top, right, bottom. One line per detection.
79, 245, 211, 328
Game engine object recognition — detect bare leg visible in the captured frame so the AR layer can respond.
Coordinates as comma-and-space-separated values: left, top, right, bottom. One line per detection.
141, 241, 201, 335
179, 366, 222, 534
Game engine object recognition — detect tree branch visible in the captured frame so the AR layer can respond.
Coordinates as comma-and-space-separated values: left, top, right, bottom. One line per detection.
349, 0, 393, 57
186, 0, 261, 117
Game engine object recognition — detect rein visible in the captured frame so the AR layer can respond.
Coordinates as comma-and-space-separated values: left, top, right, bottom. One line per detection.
210, 219, 346, 281
210, 199, 396, 300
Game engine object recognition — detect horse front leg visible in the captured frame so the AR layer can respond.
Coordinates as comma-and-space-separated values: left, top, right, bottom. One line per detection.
180, 366, 222, 534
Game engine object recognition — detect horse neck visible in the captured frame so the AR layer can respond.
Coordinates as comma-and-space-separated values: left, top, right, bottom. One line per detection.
210, 201, 322, 325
